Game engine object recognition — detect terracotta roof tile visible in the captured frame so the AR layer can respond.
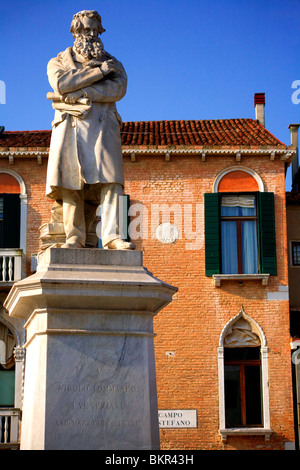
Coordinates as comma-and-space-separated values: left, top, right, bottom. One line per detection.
0, 130, 51, 148
131, 118, 286, 147
0, 118, 286, 149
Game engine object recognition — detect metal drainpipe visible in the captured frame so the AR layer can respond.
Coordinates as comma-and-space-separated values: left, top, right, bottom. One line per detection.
289, 124, 300, 190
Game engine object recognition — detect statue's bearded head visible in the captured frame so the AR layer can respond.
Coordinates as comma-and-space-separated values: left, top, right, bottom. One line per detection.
70, 10, 105, 61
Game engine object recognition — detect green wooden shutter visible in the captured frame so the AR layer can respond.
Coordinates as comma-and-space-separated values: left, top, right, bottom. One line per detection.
257, 192, 277, 275
0, 370, 15, 406
205, 193, 221, 276
2, 193, 20, 249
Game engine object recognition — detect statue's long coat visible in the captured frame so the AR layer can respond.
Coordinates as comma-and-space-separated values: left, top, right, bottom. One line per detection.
46, 47, 127, 200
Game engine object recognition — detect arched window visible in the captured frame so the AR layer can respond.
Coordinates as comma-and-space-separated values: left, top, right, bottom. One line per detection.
0, 173, 21, 249
205, 166, 277, 278
0, 171, 27, 283
218, 307, 271, 441
0, 321, 16, 407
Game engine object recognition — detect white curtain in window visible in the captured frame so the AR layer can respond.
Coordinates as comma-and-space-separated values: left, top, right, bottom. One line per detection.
242, 221, 258, 274
221, 195, 255, 209
221, 221, 238, 274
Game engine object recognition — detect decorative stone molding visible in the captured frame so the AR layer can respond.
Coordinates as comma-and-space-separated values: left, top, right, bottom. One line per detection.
0, 151, 49, 157
121, 147, 295, 162
13, 346, 25, 409
13, 346, 25, 362
219, 306, 267, 348
212, 165, 265, 193
0, 148, 295, 162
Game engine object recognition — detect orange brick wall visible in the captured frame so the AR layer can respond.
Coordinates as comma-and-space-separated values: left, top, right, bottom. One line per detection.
0, 152, 295, 450
123, 154, 294, 450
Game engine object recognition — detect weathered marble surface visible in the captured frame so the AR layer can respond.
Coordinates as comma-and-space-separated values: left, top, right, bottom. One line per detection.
46, 10, 133, 250
4, 248, 177, 450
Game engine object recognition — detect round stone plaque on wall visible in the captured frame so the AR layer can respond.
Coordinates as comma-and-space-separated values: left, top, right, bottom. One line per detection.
156, 223, 179, 244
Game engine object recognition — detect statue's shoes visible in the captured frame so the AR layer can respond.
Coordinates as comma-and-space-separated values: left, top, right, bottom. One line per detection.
104, 239, 136, 250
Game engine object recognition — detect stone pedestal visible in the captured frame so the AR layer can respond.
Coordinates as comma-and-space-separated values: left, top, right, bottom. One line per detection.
4, 248, 177, 450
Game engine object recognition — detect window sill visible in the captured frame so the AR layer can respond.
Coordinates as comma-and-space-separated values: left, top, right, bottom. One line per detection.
219, 427, 272, 442
213, 274, 269, 287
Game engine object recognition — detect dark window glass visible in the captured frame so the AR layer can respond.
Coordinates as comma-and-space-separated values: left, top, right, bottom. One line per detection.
224, 347, 262, 428
292, 242, 300, 266
0, 194, 20, 249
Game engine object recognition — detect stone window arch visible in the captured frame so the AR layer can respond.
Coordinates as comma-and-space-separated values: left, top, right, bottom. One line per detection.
0, 169, 27, 254
213, 166, 265, 193
218, 307, 272, 441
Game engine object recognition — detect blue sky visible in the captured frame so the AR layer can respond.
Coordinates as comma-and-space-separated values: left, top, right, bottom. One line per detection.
1, 0, 299, 188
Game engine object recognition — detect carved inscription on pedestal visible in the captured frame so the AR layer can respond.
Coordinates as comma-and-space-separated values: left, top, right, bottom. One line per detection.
54, 382, 142, 429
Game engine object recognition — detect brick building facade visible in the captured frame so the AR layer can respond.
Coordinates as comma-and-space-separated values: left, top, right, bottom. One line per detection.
0, 95, 297, 450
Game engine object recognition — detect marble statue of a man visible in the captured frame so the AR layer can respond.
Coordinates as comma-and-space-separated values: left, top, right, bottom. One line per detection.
46, 10, 135, 250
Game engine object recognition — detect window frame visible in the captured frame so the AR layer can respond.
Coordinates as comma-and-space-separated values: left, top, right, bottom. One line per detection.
224, 349, 262, 428
0, 317, 21, 410
220, 194, 259, 275
291, 241, 300, 267
204, 191, 277, 281
218, 308, 272, 441
0, 193, 21, 249
0, 170, 27, 255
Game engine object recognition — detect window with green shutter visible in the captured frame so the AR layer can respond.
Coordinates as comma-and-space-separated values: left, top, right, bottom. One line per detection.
205, 192, 276, 277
